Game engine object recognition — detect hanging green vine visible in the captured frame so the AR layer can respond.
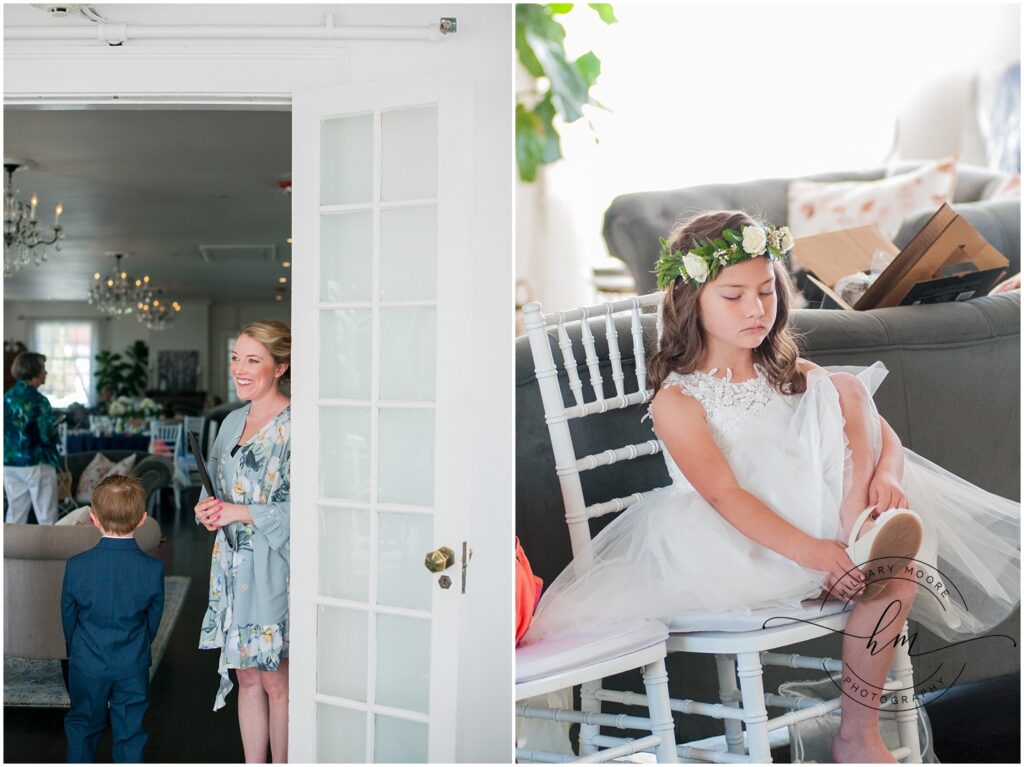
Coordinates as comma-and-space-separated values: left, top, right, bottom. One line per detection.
515, 3, 616, 182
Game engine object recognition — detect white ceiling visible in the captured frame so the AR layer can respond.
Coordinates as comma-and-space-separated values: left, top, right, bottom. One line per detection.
3, 107, 291, 302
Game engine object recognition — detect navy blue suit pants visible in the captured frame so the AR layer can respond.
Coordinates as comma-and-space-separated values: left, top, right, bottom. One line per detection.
65, 666, 149, 763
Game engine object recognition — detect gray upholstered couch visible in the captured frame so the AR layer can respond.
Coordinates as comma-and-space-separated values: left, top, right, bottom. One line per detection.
3, 516, 162, 660
516, 292, 1020, 743
603, 163, 1019, 295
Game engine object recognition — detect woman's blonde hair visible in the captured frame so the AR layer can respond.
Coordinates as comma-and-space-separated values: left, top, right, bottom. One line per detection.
239, 320, 291, 392
647, 210, 806, 395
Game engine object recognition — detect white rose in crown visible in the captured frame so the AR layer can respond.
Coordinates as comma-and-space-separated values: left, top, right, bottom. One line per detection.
681, 253, 710, 283
742, 225, 768, 255
779, 226, 795, 253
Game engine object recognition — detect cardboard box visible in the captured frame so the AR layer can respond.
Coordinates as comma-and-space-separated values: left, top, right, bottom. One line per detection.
792, 203, 1009, 310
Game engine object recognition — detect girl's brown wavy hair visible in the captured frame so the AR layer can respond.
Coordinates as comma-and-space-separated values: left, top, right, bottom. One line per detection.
647, 210, 806, 395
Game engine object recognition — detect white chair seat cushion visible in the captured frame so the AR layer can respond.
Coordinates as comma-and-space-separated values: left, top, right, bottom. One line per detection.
516, 619, 667, 684
668, 599, 849, 633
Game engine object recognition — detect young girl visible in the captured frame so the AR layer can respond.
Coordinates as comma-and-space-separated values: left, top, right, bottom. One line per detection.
525, 211, 1020, 763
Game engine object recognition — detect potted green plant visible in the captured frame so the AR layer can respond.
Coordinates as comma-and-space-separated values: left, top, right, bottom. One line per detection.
94, 340, 150, 398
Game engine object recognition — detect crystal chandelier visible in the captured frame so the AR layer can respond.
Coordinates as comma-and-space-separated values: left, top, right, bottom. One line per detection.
88, 253, 150, 317
136, 288, 182, 332
4, 163, 64, 277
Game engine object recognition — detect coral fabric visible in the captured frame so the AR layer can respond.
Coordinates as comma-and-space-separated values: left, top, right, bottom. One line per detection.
149, 439, 173, 457
515, 537, 544, 646
787, 159, 957, 240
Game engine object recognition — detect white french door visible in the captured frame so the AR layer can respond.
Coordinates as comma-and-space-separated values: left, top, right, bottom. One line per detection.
290, 77, 472, 763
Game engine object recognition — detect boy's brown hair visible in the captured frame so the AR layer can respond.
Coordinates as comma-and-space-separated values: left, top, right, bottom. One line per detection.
91, 475, 146, 535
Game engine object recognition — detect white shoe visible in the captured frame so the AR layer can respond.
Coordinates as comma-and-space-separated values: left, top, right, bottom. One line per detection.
846, 506, 923, 600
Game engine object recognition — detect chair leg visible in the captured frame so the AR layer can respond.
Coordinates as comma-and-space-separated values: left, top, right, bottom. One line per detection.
891, 621, 922, 762
736, 651, 772, 763
579, 679, 601, 756
642, 658, 678, 763
714, 653, 746, 755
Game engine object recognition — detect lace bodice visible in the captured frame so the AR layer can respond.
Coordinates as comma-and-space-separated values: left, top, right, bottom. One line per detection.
656, 364, 778, 487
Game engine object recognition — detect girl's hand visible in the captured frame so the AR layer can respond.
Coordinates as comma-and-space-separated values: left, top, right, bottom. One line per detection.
194, 496, 222, 532
868, 470, 908, 513
799, 539, 865, 601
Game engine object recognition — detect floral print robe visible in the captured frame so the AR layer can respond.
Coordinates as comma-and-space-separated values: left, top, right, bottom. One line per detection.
198, 403, 291, 710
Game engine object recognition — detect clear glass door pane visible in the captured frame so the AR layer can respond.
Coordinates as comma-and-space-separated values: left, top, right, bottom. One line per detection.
320, 309, 372, 399
378, 512, 433, 610
380, 206, 437, 301
375, 613, 431, 714
321, 211, 372, 301
321, 113, 373, 205
379, 308, 436, 401
317, 606, 369, 702
318, 507, 370, 602
319, 407, 371, 501
381, 106, 437, 201
317, 704, 366, 762
378, 408, 434, 506
374, 715, 429, 763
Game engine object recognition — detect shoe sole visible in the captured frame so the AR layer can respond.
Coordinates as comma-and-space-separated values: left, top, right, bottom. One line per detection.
855, 513, 923, 601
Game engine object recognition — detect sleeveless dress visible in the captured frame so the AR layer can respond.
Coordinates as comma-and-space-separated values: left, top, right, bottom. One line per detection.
198, 404, 291, 710
525, 363, 1020, 645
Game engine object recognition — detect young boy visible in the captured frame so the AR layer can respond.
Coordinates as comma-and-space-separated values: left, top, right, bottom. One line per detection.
61, 474, 164, 763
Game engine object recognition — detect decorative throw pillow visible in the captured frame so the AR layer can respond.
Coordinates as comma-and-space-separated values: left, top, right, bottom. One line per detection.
56, 506, 94, 526
74, 453, 113, 504
105, 453, 137, 480
988, 173, 1020, 199
787, 159, 958, 241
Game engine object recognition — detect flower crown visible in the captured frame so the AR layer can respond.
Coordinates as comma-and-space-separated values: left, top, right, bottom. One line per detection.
654, 224, 795, 289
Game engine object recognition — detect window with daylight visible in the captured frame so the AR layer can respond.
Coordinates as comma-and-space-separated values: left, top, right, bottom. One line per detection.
31, 320, 97, 408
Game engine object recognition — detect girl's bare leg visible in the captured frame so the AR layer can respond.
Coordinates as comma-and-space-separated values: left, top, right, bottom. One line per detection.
832, 577, 917, 763
236, 667, 270, 762
831, 373, 880, 539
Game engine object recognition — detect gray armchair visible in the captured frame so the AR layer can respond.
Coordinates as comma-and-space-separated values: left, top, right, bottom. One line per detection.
603, 163, 1018, 295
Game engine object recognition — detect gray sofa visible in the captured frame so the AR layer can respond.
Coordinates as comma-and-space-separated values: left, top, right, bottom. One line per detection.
603, 163, 1019, 295
516, 292, 1020, 744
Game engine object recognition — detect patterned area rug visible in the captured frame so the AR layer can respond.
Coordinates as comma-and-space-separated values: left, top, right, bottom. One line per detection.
3, 575, 190, 708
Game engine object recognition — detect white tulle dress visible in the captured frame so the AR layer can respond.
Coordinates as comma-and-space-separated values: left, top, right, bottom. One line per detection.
525, 362, 1020, 645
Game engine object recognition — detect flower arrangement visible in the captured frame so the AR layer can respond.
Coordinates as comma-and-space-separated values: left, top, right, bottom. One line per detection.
655, 224, 795, 289
107, 396, 163, 419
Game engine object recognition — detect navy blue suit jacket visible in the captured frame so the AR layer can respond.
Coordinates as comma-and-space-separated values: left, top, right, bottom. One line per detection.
61, 537, 165, 679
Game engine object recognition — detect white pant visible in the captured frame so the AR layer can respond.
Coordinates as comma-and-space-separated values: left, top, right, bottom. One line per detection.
3, 464, 59, 525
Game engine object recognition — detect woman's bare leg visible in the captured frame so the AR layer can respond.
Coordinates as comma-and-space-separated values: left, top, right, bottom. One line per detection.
261, 659, 289, 763
236, 667, 269, 762
832, 577, 917, 763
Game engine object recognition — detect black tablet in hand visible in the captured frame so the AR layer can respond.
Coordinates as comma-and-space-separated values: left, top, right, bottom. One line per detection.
187, 430, 217, 500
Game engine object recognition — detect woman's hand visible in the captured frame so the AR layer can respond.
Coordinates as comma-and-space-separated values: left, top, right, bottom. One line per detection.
194, 496, 222, 532
798, 539, 865, 601
211, 501, 251, 527
868, 469, 908, 512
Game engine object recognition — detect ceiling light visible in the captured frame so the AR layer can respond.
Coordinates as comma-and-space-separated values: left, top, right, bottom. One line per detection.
278, 276, 287, 284
136, 287, 182, 332
88, 253, 148, 317
282, 261, 290, 268
4, 163, 65, 277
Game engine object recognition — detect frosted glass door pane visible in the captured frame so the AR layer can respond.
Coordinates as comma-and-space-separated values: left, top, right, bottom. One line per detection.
319, 407, 371, 501
379, 308, 436, 401
381, 107, 437, 201
320, 211, 372, 301
321, 114, 373, 205
375, 614, 430, 713
380, 206, 437, 301
378, 409, 434, 506
317, 705, 366, 762
375, 715, 429, 763
378, 512, 433, 610
318, 507, 370, 602
320, 310, 372, 399
317, 606, 368, 702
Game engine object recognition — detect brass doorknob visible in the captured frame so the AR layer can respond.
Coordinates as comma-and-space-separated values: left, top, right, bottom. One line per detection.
424, 545, 456, 573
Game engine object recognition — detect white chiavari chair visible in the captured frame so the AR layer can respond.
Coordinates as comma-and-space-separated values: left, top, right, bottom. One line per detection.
177, 415, 206, 487
521, 293, 922, 764
149, 420, 184, 514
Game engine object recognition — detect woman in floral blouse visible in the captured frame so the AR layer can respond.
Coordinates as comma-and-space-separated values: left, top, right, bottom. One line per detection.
3, 351, 60, 524
194, 321, 291, 763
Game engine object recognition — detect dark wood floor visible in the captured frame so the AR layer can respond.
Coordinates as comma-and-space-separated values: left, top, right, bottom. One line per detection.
4, 487, 246, 763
